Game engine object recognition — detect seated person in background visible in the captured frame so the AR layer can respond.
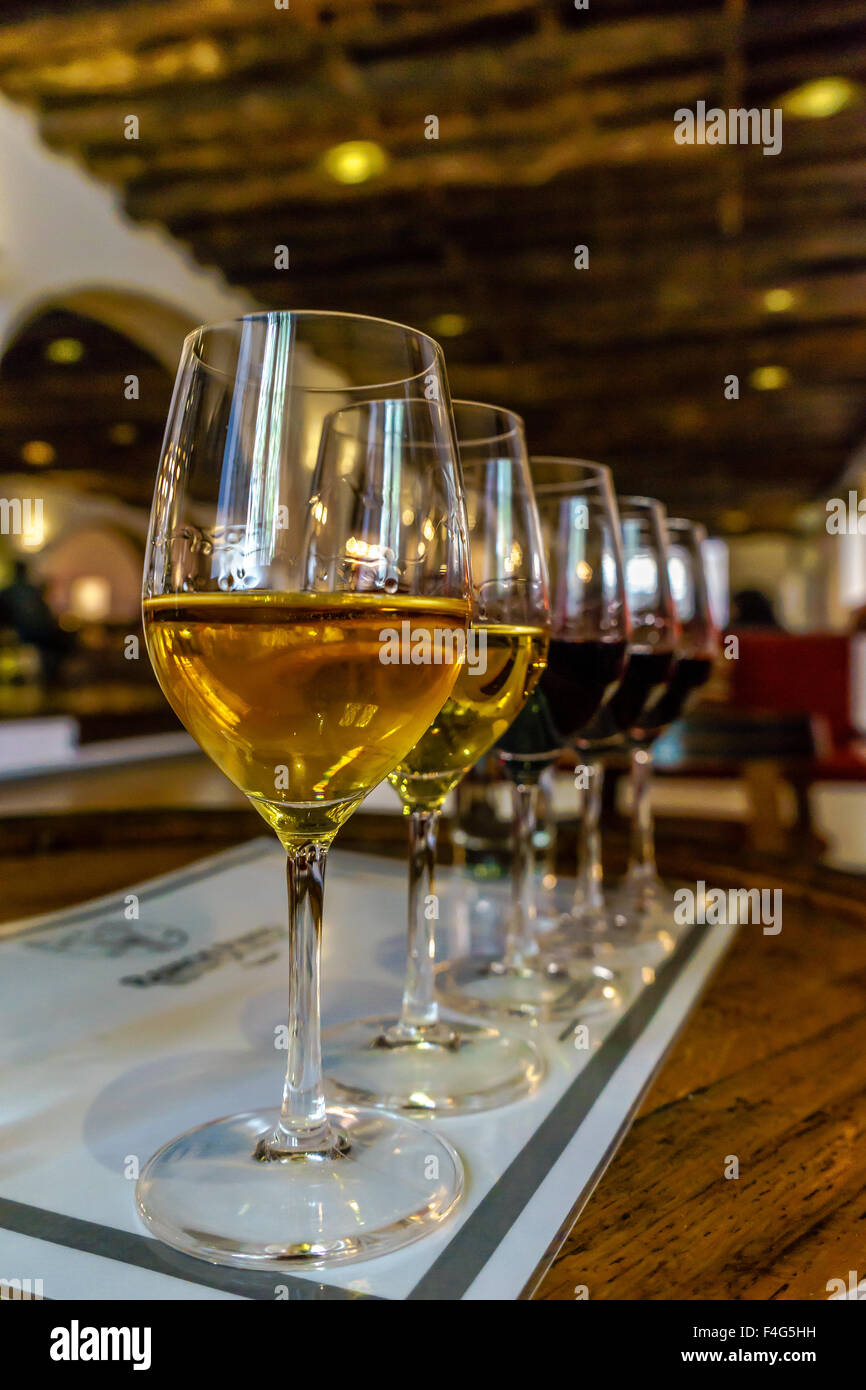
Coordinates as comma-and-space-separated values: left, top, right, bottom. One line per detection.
0, 560, 72, 685
731, 588, 782, 630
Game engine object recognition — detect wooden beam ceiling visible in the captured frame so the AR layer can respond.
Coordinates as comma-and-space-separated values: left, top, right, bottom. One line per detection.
0, 0, 865, 530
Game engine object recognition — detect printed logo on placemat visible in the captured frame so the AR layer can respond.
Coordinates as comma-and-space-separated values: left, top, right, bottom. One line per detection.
120, 925, 283, 987
25, 920, 188, 957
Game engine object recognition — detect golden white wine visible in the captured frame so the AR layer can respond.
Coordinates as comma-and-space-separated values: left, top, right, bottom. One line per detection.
388, 624, 549, 810
144, 591, 469, 848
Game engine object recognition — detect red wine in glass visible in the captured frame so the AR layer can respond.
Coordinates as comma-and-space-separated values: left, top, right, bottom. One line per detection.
540, 636, 627, 742
635, 653, 714, 742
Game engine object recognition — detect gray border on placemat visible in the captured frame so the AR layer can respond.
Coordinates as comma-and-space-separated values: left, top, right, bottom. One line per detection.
0, 1198, 375, 1300
0, 842, 711, 1300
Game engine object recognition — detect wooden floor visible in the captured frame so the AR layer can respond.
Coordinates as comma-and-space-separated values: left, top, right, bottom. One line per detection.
2, 808, 865, 1301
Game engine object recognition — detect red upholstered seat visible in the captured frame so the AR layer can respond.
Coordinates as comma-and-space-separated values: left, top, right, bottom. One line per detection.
729, 632, 865, 780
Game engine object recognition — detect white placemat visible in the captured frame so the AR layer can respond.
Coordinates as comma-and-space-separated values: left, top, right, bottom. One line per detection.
0, 839, 736, 1300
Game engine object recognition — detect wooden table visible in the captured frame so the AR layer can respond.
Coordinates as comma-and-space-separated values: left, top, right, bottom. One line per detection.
2, 803, 865, 1301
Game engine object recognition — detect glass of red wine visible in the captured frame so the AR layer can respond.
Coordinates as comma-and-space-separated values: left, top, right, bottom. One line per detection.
612, 513, 719, 929
540, 495, 682, 964
436, 458, 631, 1022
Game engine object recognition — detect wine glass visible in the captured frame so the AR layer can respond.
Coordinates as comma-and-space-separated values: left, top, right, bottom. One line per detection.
613, 513, 718, 926
323, 401, 550, 1112
137, 311, 473, 1269
541, 496, 681, 960
437, 458, 631, 1021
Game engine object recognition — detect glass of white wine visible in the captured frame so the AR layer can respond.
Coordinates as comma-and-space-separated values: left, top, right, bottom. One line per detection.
138, 311, 472, 1269
323, 401, 550, 1113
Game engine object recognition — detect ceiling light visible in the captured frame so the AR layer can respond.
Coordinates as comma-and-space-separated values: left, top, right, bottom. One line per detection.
69, 575, 112, 622
108, 423, 137, 445
780, 77, 858, 120
44, 337, 84, 364
429, 313, 470, 338
189, 40, 224, 76
749, 365, 791, 391
322, 140, 388, 185
762, 288, 796, 313
20, 439, 56, 465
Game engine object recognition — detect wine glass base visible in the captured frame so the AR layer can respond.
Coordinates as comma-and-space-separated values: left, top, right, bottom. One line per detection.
435, 954, 623, 1024
541, 908, 678, 968
322, 1015, 545, 1114
135, 1104, 463, 1270
607, 880, 687, 946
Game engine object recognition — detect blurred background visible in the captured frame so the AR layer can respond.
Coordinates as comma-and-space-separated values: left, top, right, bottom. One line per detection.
0, 0, 865, 878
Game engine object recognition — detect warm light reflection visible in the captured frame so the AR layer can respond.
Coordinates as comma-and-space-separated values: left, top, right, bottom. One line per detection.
44, 337, 84, 364
20, 440, 55, 466
108, 422, 137, 445
322, 140, 388, 184
762, 287, 796, 313
69, 575, 111, 621
749, 364, 790, 391
505, 541, 523, 574
721, 508, 749, 533
780, 77, 858, 119
346, 536, 384, 560
429, 312, 470, 338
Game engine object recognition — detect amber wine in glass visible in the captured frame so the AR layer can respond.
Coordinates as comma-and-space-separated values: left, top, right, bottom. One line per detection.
388, 622, 549, 809
144, 591, 466, 846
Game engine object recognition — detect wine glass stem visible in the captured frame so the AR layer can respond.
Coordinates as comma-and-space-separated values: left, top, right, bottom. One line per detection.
400, 808, 441, 1030
259, 845, 335, 1157
627, 747, 656, 886
575, 760, 605, 915
505, 781, 540, 969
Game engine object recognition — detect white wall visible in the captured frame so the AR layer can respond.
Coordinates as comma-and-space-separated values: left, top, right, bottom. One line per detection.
0, 94, 252, 362
728, 531, 844, 631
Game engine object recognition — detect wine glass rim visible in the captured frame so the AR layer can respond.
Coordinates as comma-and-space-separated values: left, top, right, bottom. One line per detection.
619, 494, 666, 512
183, 308, 446, 393
318, 396, 526, 449
530, 456, 613, 496
667, 516, 706, 535
453, 399, 525, 446
531, 455, 609, 474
